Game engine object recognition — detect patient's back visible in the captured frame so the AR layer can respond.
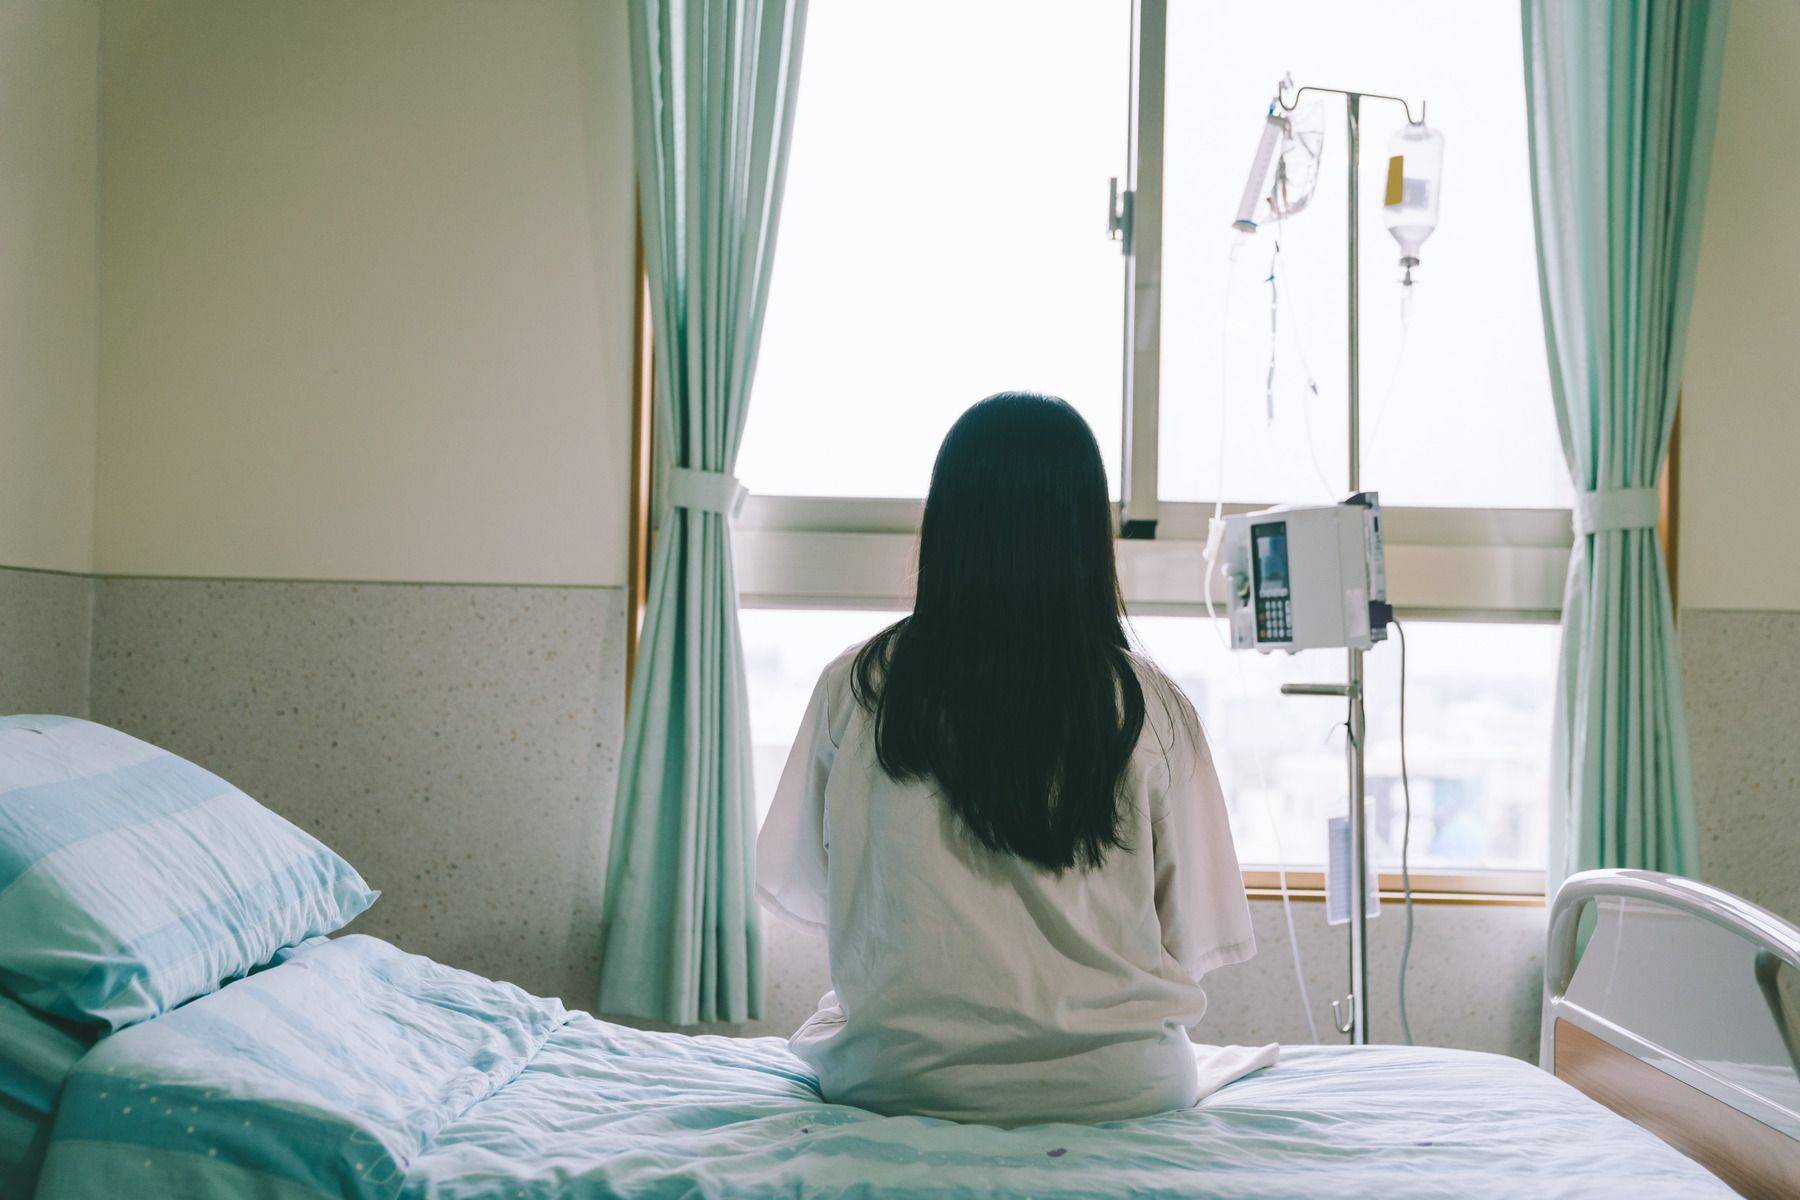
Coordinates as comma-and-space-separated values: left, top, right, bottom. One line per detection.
762, 648, 1252, 1127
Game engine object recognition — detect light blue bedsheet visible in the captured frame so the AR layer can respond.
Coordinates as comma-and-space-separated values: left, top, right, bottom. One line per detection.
37, 935, 1734, 1199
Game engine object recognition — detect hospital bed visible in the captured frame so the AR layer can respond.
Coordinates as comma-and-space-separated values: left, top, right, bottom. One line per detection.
1542, 870, 1800, 1197
2, 721, 1797, 1198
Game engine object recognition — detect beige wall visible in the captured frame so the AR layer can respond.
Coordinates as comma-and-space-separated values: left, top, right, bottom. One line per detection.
1677, 1, 1800, 921
95, 0, 636, 586
1680, 0, 1800, 613
0, 0, 99, 573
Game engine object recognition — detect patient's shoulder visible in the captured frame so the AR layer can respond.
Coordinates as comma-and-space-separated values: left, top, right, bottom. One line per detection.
1126, 651, 1207, 768
821, 639, 865, 681
818, 637, 870, 699
815, 636, 877, 744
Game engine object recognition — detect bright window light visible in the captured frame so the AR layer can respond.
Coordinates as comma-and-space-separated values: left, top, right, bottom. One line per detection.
739, 1, 1130, 500
744, 608, 1556, 873
1127, 615, 1557, 872
743, 607, 903, 824
1157, 0, 1570, 509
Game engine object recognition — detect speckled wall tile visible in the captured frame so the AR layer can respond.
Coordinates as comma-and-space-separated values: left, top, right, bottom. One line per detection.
1681, 609, 1800, 923
723, 895, 1547, 1062
1214, 896, 1545, 1060
0, 566, 93, 716
89, 577, 627, 1008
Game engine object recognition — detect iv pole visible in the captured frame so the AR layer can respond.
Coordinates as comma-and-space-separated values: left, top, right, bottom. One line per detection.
1272, 84, 1421, 1047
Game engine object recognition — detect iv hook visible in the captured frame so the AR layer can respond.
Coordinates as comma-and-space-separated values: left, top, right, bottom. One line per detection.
1278, 83, 1424, 127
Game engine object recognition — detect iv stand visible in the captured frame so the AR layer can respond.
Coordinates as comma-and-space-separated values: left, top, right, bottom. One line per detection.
1273, 84, 1420, 1048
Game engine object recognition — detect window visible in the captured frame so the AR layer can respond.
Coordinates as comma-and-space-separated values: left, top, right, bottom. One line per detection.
732, 0, 1572, 894
1127, 616, 1557, 874
1156, 0, 1569, 510
739, 0, 1130, 499
744, 608, 1558, 879
743, 607, 901, 824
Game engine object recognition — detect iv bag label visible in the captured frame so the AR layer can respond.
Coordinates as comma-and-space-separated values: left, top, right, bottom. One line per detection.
1384, 155, 1405, 206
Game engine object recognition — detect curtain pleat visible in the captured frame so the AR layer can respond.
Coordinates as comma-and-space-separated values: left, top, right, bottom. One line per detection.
1521, 0, 1728, 888
598, 0, 807, 1025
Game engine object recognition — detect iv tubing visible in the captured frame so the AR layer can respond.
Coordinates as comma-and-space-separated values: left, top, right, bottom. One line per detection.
1204, 237, 1244, 644
1235, 654, 1321, 1045
1211, 231, 1318, 1044
1367, 283, 1416, 462
1394, 617, 1416, 1046
1268, 210, 1337, 501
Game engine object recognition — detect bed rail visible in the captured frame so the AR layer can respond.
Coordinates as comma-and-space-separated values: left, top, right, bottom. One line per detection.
1543, 869, 1800, 1198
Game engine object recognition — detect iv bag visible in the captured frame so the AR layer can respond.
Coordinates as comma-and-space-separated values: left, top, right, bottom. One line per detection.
1231, 99, 1324, 231
1272, 104, 1324, 220
1382, 120, 1444, 278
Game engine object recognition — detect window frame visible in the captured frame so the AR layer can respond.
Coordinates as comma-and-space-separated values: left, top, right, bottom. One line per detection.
628, 0, 1660, 906
733, 495, 1571, 621
731, 494, 1567, 906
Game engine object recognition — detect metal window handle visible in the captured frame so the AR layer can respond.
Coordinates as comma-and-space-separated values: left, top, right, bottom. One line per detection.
1107, 177, 1134, 253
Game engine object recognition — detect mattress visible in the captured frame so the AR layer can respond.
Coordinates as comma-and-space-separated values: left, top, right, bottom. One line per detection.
37, 934, 1736, 1199
0, 992, 93, 1197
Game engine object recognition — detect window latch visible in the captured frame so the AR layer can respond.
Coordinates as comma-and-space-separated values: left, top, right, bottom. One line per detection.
1107, 176, 1134, 255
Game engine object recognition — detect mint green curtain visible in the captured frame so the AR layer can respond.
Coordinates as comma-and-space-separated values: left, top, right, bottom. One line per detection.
598, 0, 807, 1025
1522, 0, 1728, 887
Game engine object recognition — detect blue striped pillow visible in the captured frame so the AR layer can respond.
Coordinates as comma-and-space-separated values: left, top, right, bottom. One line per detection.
0, 716, 377, 1030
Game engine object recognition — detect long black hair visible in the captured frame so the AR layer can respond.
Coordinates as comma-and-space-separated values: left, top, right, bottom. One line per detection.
852, 391, 1147, 872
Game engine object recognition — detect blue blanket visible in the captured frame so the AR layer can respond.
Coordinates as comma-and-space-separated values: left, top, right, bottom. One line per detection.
0, 993, 92, 1196
38, 936, 1734, 1199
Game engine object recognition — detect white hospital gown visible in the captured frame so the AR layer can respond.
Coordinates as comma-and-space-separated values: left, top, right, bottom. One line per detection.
757, 645, 1276, 1126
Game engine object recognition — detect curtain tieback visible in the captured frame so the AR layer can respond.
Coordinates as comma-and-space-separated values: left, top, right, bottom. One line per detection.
668, 466, 748, 519
1574, 486, 1659, 534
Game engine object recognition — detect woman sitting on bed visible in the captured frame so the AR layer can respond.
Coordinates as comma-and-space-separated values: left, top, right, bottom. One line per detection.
758, 391, 1271, 1127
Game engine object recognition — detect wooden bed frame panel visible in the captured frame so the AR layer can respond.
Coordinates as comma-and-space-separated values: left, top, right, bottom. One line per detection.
1553, 1019, 1800, 1199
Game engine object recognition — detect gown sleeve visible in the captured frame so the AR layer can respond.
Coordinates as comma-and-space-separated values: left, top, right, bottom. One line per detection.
755, 665, 839, 935
1152, 705, 1257, 980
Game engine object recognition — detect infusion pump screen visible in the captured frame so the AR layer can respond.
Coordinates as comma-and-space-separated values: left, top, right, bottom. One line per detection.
1252, 523, 1290, 598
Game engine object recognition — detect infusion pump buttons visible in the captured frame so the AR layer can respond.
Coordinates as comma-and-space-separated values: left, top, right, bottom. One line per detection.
1257, 597, 1292, 643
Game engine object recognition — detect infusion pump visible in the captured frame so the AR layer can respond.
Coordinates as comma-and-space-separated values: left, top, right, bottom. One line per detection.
1219, 494, 1391, 653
